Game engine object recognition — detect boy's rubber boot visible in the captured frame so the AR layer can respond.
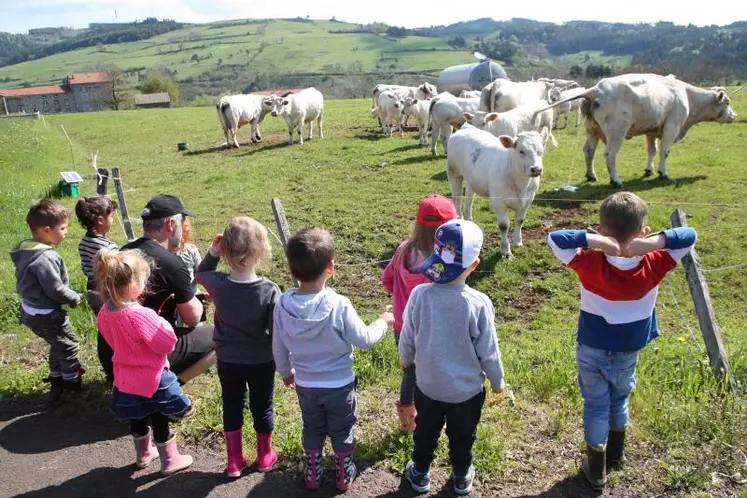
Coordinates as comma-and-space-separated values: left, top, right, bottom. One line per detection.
224, 429, 247, 478
607, 428, 627, 469
132, 429, 159, 469
156, 433, 194, 477
255, 433, 278, 472
303, 449, 323, 490
396, 402, 417, 433
334, 450, 357, 492
42, 376, 65, 402
581, 442, 607, 491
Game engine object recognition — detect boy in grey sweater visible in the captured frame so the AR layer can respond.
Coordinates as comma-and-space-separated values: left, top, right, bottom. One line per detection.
10, 199, 82, 401
399, 219, 505, 496
273, 227, 394, 492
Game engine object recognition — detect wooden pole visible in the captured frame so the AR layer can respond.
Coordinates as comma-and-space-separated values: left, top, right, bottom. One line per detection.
1, 96, 8, 115
670, 208, 737, 394
96, 168, 109, 195
112, 167, 135, 242
271, 198, 299, 288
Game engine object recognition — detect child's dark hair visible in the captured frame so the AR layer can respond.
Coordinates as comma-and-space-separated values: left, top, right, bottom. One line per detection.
26, 199, 69, 230
286, 227, 334, 282
599, 192, 648, 243
75, 195, 117, 232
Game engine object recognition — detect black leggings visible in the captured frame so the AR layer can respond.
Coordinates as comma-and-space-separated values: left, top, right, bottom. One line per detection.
130, 413, 171, 444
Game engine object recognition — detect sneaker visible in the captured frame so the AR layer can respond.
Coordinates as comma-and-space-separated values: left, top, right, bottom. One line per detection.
404, 460, 431, 494
453, 465, 475, 496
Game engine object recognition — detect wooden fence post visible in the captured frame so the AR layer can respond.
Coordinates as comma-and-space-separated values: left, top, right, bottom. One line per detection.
112, 167, 135, 242
670, 208, 737, 394
96, 168, 109, 195
271, 198, 299, 288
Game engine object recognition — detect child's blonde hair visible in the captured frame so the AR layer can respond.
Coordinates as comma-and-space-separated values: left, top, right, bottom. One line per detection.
94, 248, 151, 308
221, 217, 271, 270
402, 222, 438, 260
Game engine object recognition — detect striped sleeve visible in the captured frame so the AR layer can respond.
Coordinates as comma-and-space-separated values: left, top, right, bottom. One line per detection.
547, 230, 587, 265
662, 228, 697, 263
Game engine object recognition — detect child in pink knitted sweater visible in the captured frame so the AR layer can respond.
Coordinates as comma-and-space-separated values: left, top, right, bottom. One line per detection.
95, 248, 194, 476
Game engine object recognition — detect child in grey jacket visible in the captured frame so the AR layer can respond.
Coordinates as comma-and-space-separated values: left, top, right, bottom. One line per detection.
273, 227, 393, 492
399, 219, 505, 496
10, 199, 83, 401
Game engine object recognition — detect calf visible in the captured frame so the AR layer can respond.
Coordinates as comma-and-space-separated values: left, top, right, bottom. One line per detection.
402, 97, 431, 145
549, 86, 586, 128
427, 96, 481, 155
372, 82, 437, 127
216, 94, 277, 148
447, 124, 549, 257
269, 87, 324, 145
372, 90, 406, 137
463, 102, 557, 147
480, 79, 554, 113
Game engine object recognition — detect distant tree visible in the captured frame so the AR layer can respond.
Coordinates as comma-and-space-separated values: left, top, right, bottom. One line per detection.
139, 70, 180, 104
99, 64, 132, 110
569, 65, 584, 78
448, 36, 467, 49
191, 54, 199, 62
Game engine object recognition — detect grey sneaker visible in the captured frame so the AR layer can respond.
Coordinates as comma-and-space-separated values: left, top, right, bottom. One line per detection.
404, 460, 431, 494
453, 464, 475, 495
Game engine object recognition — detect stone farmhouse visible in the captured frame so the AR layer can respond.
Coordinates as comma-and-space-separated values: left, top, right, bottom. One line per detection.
0, 72, 111, 114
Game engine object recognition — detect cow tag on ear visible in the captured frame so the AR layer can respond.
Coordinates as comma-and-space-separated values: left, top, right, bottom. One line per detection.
499, 135, 516, 148
463, 112, 474, 121
716, 91, 726, 103
487, 113, 499, 122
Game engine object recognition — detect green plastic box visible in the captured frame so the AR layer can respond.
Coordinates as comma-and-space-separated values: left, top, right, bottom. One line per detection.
59, 181, 80, 198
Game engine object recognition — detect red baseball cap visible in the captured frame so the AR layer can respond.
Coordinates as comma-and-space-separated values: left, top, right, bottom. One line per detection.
417, 195, 457, 228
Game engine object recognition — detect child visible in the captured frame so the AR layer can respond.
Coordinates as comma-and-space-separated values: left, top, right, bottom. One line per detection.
10, 199, 83, 401
399, 219, 505, 496
381, 194, 457, 432
95, 248, 194, 476
173, 217, 206, 327
75, 195, 119, 383
273, 227, 394, 492
195, 217, 281, 478
547, 191, 697, 490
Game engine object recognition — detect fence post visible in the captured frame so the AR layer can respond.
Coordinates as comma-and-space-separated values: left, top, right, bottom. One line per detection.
96, 168, 109, 195
112, 167, 135, 242
271, 198, 299, 288
670, 208, 737, 394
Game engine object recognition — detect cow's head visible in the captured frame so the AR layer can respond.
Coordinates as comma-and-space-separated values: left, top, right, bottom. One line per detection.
549, 87, 563, 103
499, 129, 547, 177
386, 92, 405, 110
462, 111, 499, 130
271, 97, 291, 117
402, 98, 418, 115
417, 82, 438, 100
261, 95, 279, 112
711, 90, 738, 123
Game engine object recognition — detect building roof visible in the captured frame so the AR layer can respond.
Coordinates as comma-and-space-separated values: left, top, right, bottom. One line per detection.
0, 85, 67, 97
134, 92, 171, 105
67, 72, 109, 85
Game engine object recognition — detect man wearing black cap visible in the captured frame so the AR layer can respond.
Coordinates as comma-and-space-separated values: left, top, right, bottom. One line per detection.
122, 194, 215, 383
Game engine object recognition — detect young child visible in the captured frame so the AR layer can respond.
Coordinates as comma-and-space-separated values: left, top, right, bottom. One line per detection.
75, 195, 119, 383
399, 219, 505, 496
381, 194, 457, 432
95, 248, 194, 476
547, 191, 697, 490
173, 217, 206, 327
195, 217, 281, 478
273, 227, 394, 492
10, 199, 83, 401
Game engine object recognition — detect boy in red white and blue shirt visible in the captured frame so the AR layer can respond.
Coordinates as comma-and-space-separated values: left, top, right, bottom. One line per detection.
547, 192, 696, 490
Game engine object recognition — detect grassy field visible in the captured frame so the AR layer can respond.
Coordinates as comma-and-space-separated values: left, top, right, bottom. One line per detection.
1, 92, 747, 495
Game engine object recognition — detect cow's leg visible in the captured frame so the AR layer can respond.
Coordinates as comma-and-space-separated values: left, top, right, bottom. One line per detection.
583, 133, 600, 182
446, 167, 464, 218
464, 184, 476, 220
492, 202, 512, 258
230, 126, 240, 148
287, 126, 294, 145
430, 122, 440, 156
250, 120, 260, 144
603, 135, 625, 188
298, 121, 305, 144
657, 125, 679, 180
564, 112, 569, 129
575, 110, 581, 128
307, 120, 314, 141
513, 202, 531, 248
644, 135, 657, 177
442, 125, 453, 156
397, 116, 404, 137
318, 115, 324, 139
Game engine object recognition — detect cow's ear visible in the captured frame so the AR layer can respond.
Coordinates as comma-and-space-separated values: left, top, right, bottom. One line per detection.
282, 100, 289, 106
716, 91, 726, 103
463, 112, 474, 121
487, 113, 499, 122
499, 135, 516, 148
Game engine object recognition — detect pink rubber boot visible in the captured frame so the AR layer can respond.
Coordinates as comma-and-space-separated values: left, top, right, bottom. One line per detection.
334, 450, 357, 492
255, 433, 278, 472
224, 429, 247, 478
303, 449, 323, 490
156, 433, 194, 476
132, 429, 159, 469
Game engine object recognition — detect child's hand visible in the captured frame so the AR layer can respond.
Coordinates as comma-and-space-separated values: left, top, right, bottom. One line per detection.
70, 295, 81, 309
283, 374, 296, 389
621, 234, 665, 258
208, 234, 223, 257
400, 358, 411, 369
380, 305, 394, 325
586, 233, 620, 256
492, 378, 505, 394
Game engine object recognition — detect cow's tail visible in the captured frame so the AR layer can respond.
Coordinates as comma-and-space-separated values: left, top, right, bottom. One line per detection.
427, 97, 440, 132
548, 129, 559, 148
532, 88, 594, 122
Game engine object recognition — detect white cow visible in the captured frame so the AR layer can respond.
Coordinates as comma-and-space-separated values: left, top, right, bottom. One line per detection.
447, 124, 549, 257
539, 73, 738, 186
402, 97, 431, 145
427, 96, 481, 155
270, 87, 324, 145
216, 94, 277, 148
459, 90, 482, 98
463, 103, 558, 147
480, 79, 555, 113
549, 86, 587, 128
372, 82, 438, 127
371, 90, 405, 137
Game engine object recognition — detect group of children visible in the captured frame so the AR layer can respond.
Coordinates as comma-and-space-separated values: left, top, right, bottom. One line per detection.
11, 189, 696, 494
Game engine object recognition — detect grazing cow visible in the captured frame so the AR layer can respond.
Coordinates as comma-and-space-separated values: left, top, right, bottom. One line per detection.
427, 96, 481, 155
463, 102, 558, 147
402, 97, 431, 145
549, 86, 587, 128
446, 124, 549, 257
269, 87, 324, 145
480, 79, 555, 113
459, 90, 482, 98
372, 83, 438, 126
539, 73, 738, 186
216, 94, 277, 148
371, 90, 406, 137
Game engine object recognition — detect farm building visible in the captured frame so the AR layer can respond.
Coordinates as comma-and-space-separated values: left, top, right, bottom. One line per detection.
134, 92, 172, 108
0, 72, 111, 115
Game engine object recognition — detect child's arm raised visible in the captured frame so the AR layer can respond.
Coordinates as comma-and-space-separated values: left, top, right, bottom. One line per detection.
339, 298, 393, 349
624, 228, 697, 261
547, 230, 619, 265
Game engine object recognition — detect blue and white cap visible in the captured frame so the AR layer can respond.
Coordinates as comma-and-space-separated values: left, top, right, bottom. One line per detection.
421, 219, 483, 284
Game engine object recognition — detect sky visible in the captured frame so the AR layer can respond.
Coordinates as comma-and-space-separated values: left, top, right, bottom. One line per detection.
1, 0, 746, 34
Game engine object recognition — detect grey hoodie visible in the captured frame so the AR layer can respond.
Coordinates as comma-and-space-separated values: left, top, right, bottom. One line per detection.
10, 241, 80, 310
272, 287, 387, 388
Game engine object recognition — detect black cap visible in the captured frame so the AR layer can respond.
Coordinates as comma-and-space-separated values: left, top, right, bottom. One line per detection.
141, 194, 196, 221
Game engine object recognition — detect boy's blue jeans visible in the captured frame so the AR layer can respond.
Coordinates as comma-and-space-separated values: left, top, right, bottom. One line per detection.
576, 343, 639, 447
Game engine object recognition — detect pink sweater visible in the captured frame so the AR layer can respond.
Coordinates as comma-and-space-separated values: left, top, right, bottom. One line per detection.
381, 241, 430, 333
97, 303, 177, 397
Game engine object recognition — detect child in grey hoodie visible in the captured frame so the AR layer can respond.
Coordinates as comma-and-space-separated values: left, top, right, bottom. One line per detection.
273, 227, 394, 492
10, 199, 82, 401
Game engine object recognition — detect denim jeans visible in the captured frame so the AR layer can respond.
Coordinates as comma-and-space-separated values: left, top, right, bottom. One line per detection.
217, 360, 276, 433
576, 343, 639, 447
296, 380, 357, 453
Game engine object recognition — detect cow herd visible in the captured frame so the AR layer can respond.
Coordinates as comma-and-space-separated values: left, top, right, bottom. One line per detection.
214, 73, 738, 257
